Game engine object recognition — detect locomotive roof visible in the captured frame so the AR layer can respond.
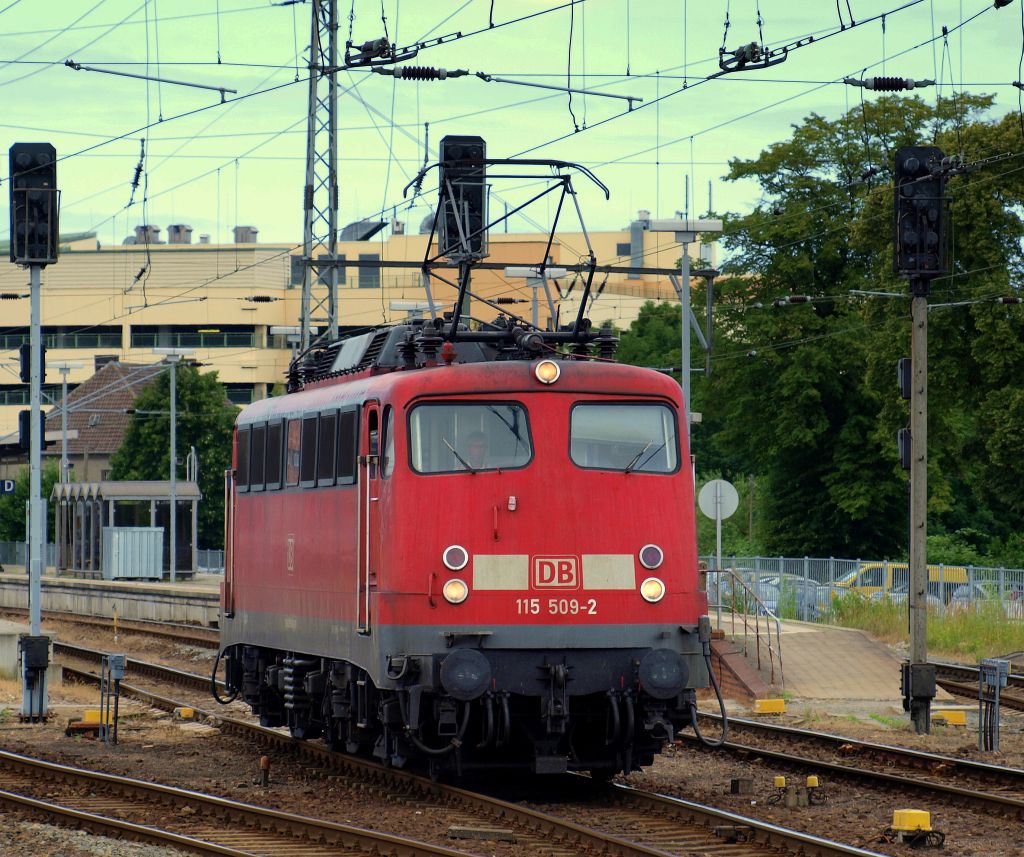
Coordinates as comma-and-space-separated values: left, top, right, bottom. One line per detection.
237, 357, 681, 427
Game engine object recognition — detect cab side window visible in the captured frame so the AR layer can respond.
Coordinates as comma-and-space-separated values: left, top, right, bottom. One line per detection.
381, 406, 394, 479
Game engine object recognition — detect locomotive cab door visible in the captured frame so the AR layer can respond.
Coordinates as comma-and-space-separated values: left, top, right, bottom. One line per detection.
356, 402, 380, 633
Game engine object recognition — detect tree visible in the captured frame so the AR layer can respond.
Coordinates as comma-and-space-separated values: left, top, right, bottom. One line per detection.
0, 461, 59, 545
109, 366, 238, 548
701, 94, 1024, 561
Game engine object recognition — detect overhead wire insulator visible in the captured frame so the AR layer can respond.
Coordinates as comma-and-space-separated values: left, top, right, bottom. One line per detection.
998, 296, 1023, 304
1, 292, 28, 299
843, 76, 935, 91
773, 295, 812, 306
243, 295, 278, 303
371, 66, 467, 80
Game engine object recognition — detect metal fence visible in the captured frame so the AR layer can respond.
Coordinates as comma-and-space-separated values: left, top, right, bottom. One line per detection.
0, 541, 223, 573
701, 555, 1024, 623
197, 549, 224, 573
0, 541, 57, 568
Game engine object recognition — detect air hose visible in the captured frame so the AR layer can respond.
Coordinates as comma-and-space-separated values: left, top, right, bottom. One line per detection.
690, 626, 728, 748
211, 647, 240, 705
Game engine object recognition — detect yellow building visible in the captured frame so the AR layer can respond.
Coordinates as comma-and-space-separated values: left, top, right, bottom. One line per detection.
0, 215, 713, 438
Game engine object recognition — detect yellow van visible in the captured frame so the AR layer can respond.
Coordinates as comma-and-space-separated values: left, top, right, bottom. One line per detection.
833, 562, 969, 600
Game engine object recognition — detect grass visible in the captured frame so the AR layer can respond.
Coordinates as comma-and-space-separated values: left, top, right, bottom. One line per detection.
868, 713, 907, 730
828, 593, 1024, 661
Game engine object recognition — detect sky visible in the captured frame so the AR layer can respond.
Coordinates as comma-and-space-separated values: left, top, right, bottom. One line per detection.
1, 0, 1023, 246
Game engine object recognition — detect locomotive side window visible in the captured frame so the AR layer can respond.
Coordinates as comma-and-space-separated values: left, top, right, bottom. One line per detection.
408, 402, 532, 474
265, 421, 283, 489
381, 406, 394, 478
236, 426, 250, 492
285, 419, 301, 486
250, 424, 267, 490
317, 411, 337, 486
336, 408, 358, 484
300, 416, 318, 486
570, 403, 679, 473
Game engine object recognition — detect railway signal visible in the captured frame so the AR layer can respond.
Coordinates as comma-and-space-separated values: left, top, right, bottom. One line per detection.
8, 141, 60, 723
893, 145, 949, 736
438, 135, 487, 259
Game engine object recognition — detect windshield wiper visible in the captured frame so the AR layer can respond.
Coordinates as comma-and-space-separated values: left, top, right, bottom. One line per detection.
442, 436, 476, 473
623, 440, 654, 473
487, 405, 524, 453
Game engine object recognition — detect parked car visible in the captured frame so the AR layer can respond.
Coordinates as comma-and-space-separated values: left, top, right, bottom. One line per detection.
833, 562, 969, 598
704, 571, 779, 616
869, 582, 943, 611
759, 575, 830, 621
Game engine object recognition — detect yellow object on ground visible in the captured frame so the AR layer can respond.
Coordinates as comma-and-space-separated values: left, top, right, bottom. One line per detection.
174, 707, 197, 720
892, 809, 931, 832
81, 709, 113, 725
773, 776, 787, 789
754, 698, 786, 714
932, 709, 967, 726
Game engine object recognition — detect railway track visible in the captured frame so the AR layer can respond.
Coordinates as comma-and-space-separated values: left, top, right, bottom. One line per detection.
933, 660, 1024, 711
57, 650, 886, 857
690, 713, 1024, 818
0, 747, 471, 856
0, 607, 220, 648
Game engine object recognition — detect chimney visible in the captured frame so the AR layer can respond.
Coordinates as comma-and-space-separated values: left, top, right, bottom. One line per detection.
233, 225, 258, 244
198, 234, 210, 244
167, 224, 193, 244
134, 224, 162, 244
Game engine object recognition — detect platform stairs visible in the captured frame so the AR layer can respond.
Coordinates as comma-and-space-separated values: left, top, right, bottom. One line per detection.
706, 566, 783, 702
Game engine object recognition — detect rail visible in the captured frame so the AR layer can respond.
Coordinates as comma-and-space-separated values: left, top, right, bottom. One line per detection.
708, 565, 784, 687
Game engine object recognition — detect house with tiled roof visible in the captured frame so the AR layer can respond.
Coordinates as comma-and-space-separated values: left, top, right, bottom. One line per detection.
0, 362, 163, 481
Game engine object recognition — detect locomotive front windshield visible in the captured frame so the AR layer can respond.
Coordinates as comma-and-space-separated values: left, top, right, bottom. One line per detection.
570, 403, 679, 473
409, 402, 532, 473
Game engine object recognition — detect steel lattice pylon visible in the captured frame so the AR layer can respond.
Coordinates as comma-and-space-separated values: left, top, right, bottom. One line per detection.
301, 0, 339, 351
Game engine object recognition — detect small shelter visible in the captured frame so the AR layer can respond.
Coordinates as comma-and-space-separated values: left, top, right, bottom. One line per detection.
51, 480, 201, 578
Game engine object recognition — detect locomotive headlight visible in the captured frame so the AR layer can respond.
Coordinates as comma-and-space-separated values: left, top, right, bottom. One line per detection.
442, 544, 469, 571
443, 578, 469, 604
534, 360, 560, 384
639, 544, 664, 570
640, 577, 666, 603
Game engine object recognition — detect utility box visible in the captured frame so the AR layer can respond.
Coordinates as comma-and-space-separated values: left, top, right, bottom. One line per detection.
102, 527, 163, 580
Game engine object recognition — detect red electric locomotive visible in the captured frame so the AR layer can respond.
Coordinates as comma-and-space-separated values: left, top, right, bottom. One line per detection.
215, 318, 718, 777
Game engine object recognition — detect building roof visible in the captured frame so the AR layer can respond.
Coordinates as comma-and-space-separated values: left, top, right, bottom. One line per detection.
45, 362, 164, 455
51, 480, 201, 502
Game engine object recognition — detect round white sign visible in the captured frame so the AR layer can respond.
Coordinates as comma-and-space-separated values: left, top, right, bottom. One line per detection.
698, 479, 739, 520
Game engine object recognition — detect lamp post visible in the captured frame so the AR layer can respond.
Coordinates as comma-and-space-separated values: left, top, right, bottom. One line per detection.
47, 361, 83, 484
503, 266, 567, 330
647, 219, 723, 448
153, 347, 193, 582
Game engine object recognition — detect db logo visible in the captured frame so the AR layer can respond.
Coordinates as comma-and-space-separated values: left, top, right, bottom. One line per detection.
532, 556, 579, 589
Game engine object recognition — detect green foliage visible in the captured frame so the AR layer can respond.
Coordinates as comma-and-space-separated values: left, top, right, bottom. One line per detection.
694, 95, 1024, 562
829, 591, 1024, 659
109, 366, 238, 548
0, 462, 59, 544
616, 301, 682, 371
